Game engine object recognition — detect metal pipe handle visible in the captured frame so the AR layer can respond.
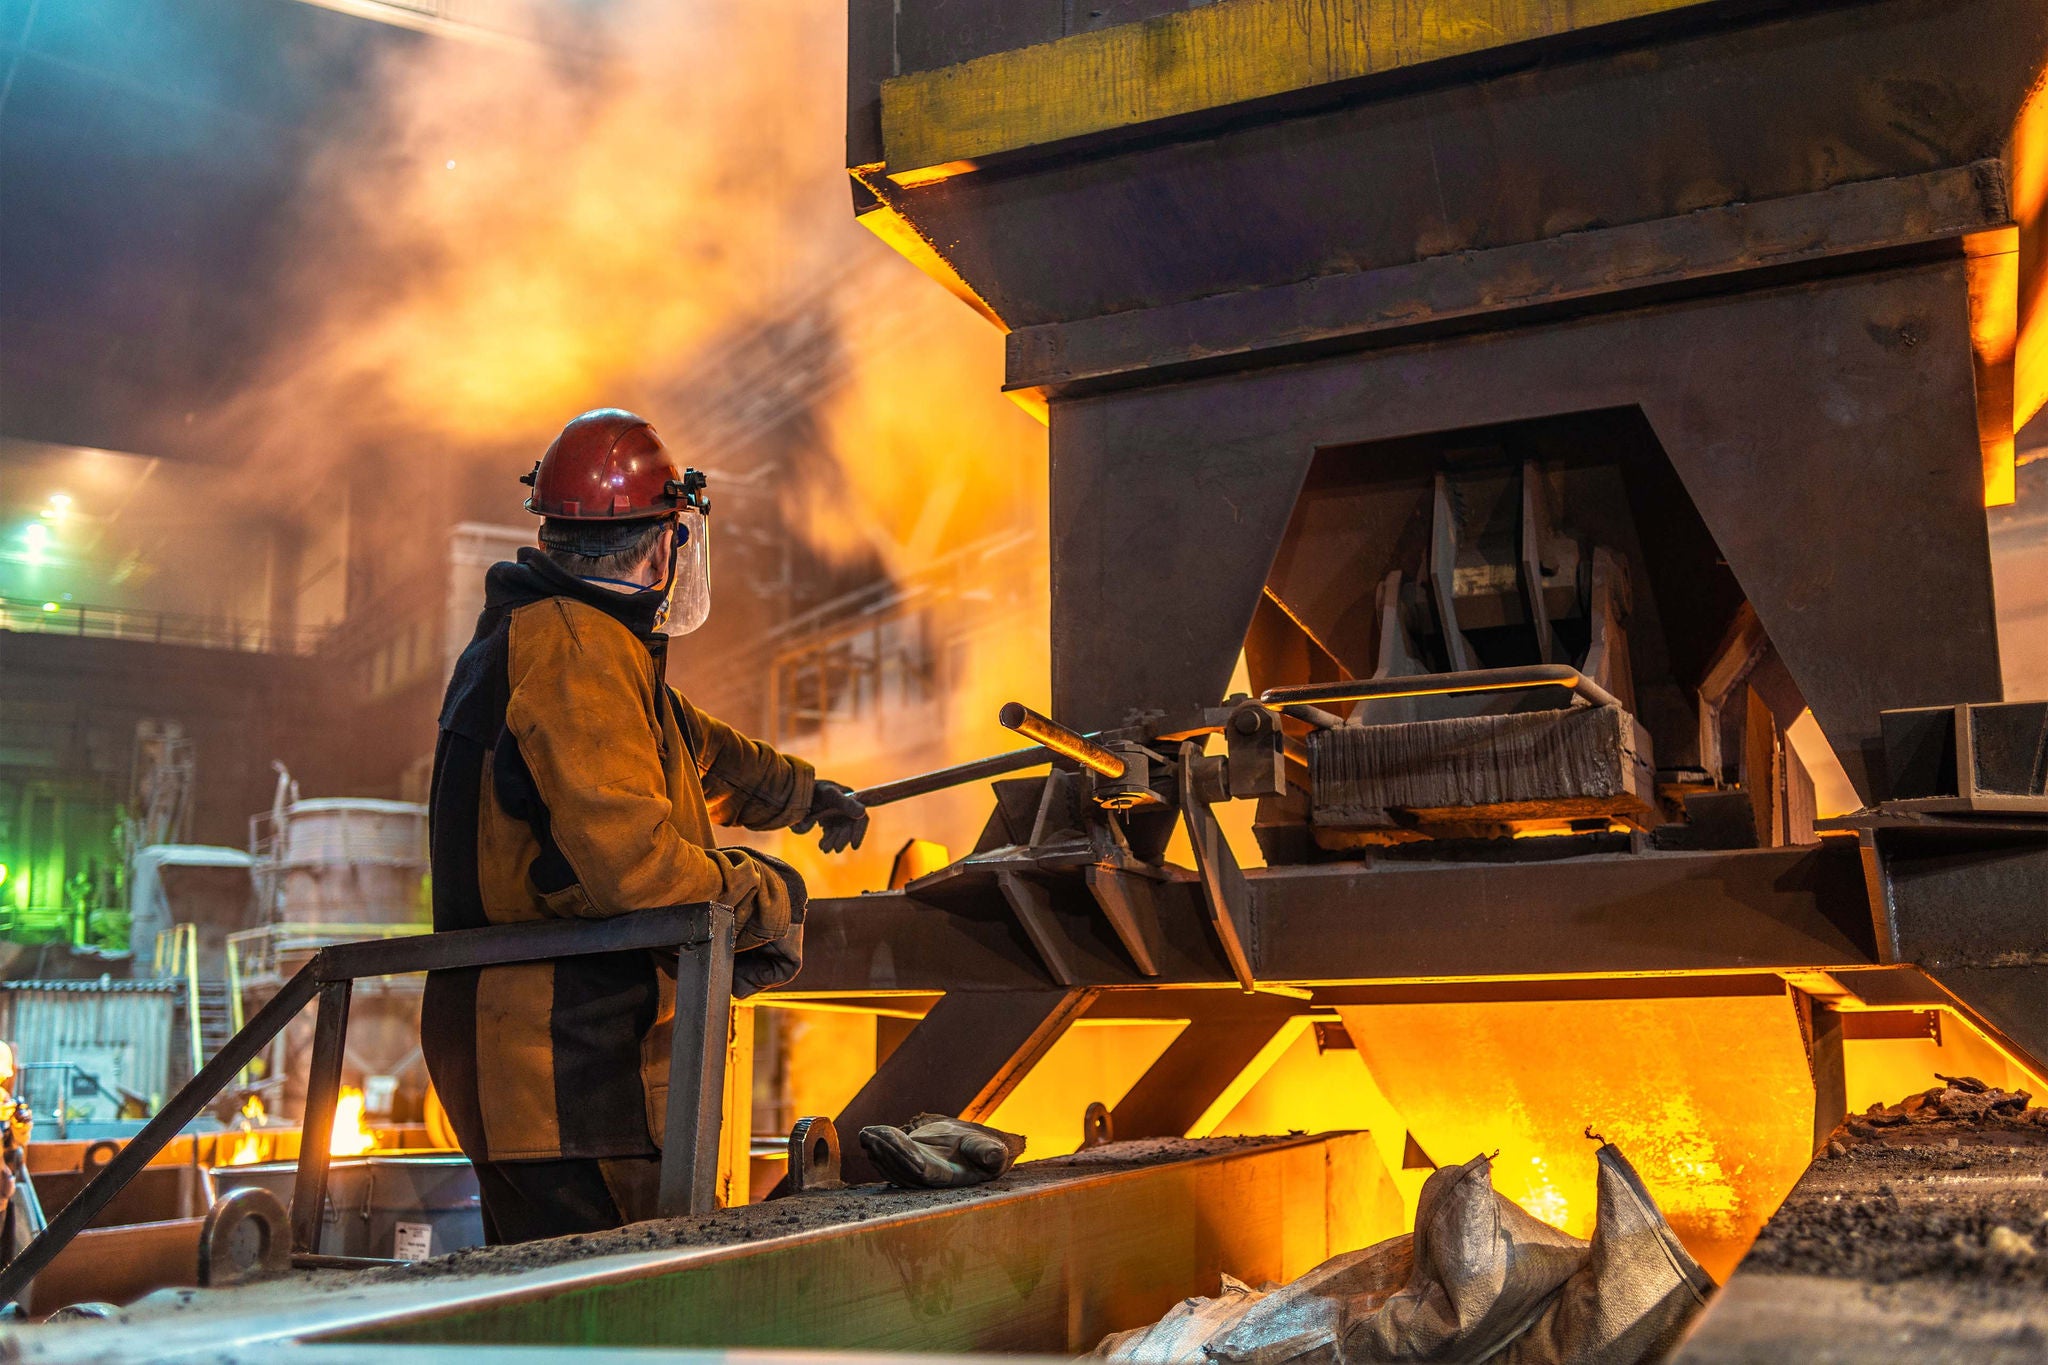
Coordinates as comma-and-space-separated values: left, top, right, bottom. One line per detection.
851, 745, 1056, 809
998, 703, 1127, 779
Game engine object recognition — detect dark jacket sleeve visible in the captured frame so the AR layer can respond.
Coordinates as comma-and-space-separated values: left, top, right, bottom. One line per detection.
671, 690, 816, 831
502, 598, 800, 947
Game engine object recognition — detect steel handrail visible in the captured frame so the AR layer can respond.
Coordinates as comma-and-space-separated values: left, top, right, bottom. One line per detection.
224, 935, 248, 1087
0, 595, 323, 655
0, 902, 736, 1305
152, 925, 205, 1080
183, 928, 202, 1081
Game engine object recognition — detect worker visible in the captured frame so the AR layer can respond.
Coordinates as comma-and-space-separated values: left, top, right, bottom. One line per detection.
423, 408, 868, 1245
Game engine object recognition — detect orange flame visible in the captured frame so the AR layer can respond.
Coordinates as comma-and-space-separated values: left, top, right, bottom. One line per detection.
223, 1095, 268, 1166
330, 1087, 378, 1157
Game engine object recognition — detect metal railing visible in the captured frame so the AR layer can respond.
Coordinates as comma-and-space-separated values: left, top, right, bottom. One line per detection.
0, 902, 737, 1302
151, 925, 205, 1082
0, 596, 324, 656
225, 922, 430, 1088
227, 922, 428, 989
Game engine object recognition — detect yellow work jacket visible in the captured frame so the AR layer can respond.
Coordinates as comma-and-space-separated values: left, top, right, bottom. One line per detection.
423, 549, 812, 1162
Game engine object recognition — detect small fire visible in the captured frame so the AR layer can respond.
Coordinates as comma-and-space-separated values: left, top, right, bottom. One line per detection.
330, 1086, 378, 1157
224, 1095, 267, 1166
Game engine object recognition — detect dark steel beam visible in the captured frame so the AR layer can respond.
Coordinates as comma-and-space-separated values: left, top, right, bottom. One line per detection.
832, 988, 1096, 1183
792, 844, 1877, 994
1251, 846, 1877, 983
290, 980, 353, 1255
1802, 999, 1847, 1157
1009, 164, 2005, 394
1107, 992, 1302, 1140
1847, 814, 2048, 1072
313, 902, 719, 980
659, 906, 737, 1218
1854, 821, 2048, 967
873, 1, 2045, 332
795, 876, 1236, 993
1308, 975, 1791, 1006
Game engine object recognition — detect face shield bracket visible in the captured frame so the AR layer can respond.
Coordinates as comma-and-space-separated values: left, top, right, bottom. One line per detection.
665, 469, 710, 516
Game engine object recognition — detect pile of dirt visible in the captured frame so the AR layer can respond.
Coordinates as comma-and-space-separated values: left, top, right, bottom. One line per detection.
1748, 1077, 2048, 1291
1744, 1144, 2048, 1287
1822, 1075, 2048, 1154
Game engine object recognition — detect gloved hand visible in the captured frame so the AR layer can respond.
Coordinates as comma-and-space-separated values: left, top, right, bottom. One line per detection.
857, 1113, 1026, 1189
731, 849, 806, 999
733, 925, 802, 998
793, 780, 868, 854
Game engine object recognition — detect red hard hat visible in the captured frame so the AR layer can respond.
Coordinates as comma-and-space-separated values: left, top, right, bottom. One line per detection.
522, 409, 703, 521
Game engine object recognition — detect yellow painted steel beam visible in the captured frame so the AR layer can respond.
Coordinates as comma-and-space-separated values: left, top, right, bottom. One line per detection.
879, 0, 1719, 184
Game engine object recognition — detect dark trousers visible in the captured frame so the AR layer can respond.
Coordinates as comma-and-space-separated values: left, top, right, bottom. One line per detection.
473, 1154, 662, 1245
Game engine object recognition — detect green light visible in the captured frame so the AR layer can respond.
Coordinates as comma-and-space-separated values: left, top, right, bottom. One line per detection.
39, 602, 58, 613
0, 865, 8, 889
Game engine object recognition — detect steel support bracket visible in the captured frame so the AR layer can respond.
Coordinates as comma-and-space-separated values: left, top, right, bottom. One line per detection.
1838, 809, 2048, 1075
1179, 739, 1256, 990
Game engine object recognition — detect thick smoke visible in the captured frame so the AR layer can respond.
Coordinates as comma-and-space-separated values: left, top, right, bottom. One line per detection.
210, 0, 1050, 884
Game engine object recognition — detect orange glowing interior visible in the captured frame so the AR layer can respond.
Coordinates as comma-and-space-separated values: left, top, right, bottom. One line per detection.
760, 989, 2045, 1285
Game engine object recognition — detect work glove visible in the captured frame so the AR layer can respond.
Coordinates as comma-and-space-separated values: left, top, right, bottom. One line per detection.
733, 927, 802, 998
732, 849, 806, 999
858, 1113, 1026, 1189
793, 780, 868, 854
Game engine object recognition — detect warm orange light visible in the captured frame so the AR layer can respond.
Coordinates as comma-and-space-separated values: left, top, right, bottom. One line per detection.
2013, 82, 2048, 447
223, 1096, 269, 1166
1967, 231, 2019, 509
888, 839, 952, 888
330, 1087, 378, 1157
1334, 993, 1816, 1283
1842, 1008, 2048, 1115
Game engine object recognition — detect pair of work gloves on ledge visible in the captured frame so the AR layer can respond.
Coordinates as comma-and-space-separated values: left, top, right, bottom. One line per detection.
859, 1114, 1027, 1189
729, 781, 869, 998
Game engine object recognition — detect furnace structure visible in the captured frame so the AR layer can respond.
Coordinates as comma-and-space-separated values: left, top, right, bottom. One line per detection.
801, 0, 2048, 1279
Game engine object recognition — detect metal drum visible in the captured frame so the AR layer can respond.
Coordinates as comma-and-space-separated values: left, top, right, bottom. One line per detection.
262, 799, 427, 926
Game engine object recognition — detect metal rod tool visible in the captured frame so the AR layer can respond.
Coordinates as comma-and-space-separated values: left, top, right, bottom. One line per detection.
998, 702, 1128, 779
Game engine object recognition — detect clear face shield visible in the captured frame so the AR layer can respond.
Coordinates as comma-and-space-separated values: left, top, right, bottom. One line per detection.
655, 506, 710, 637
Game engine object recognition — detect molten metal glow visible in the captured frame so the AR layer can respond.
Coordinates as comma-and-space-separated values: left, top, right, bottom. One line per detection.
330, 1087, 378, 1157
1968, 233, 2019, 508
1842, 1007, 2048, 1114
2014, 83, 2048, 444
1335, 993, 1816, 1282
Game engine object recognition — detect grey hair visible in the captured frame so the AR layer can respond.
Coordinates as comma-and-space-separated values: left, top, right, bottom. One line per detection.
538, 517, 669, 580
